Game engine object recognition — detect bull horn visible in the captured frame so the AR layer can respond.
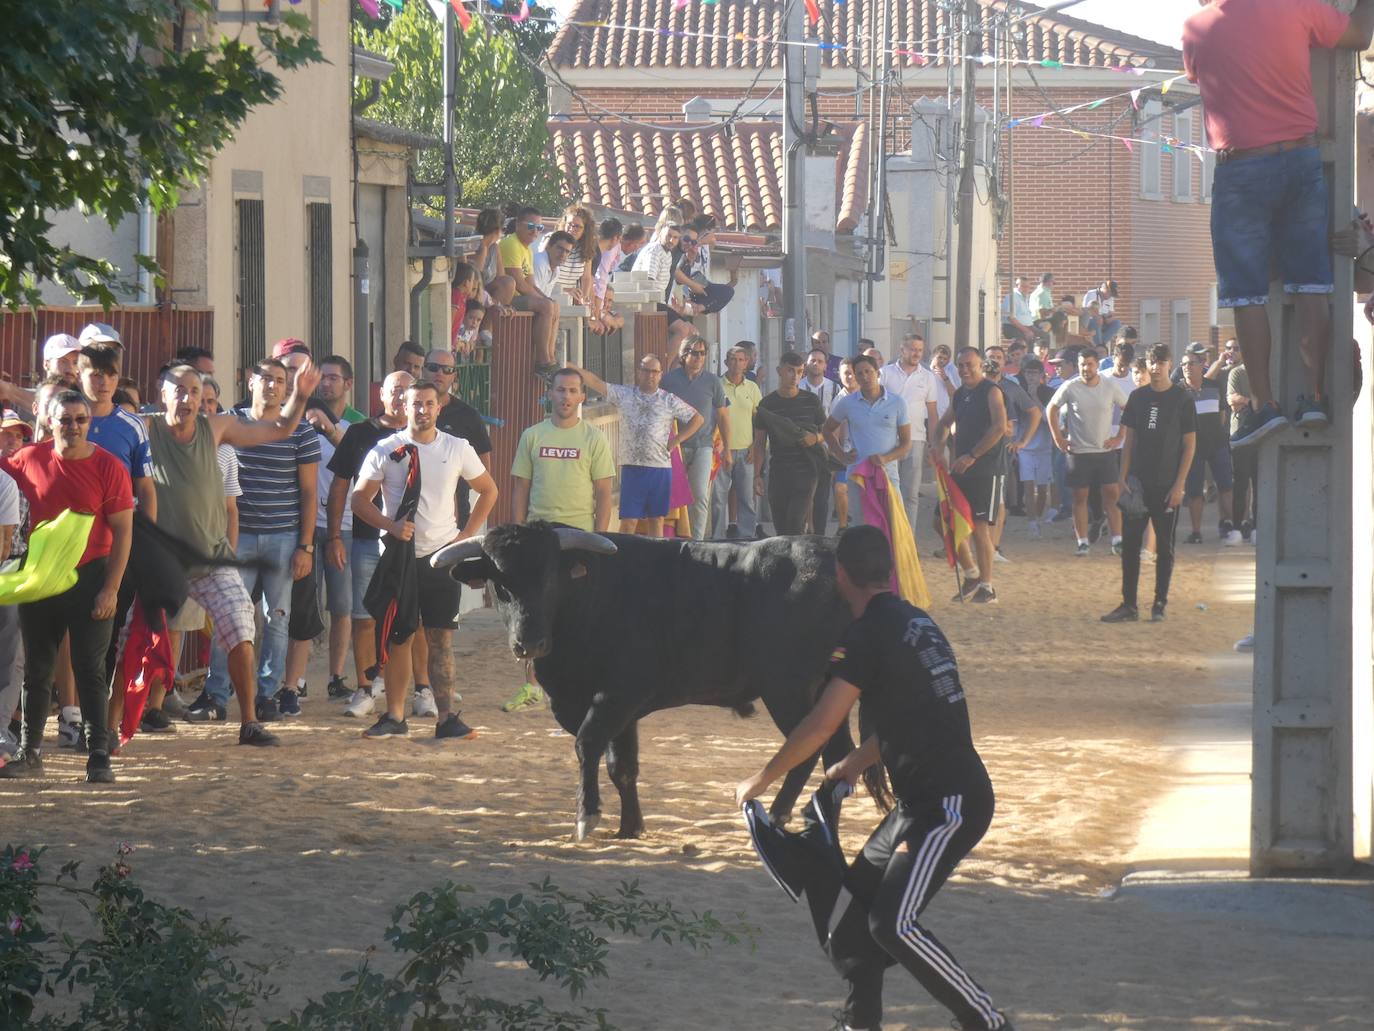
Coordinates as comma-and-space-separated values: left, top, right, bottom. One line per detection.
429, 535, 487, 568
554, 527, 618, 555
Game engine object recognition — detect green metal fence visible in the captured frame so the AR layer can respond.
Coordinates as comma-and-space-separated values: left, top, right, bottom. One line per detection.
455, 343, 491, 416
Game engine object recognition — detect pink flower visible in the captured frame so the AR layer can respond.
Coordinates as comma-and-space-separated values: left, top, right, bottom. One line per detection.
10, 853, 33, 873
6, 915, 21, 934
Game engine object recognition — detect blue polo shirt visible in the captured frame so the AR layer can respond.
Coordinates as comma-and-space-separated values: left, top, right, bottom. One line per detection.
830, 387, 909, 475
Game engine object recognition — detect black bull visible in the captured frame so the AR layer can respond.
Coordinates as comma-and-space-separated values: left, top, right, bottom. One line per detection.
432, 522, 855, 840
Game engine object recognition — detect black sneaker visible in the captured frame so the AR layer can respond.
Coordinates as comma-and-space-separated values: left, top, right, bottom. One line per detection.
0, 749, 43, 779
140, 708, 176, 734
742, 799, 805, 902
363, 713, 409, 738
1241, 519, 1254, 542
1100, 603, 1139, 623
277, 688, 302, 718
1231, 401, 1286, 449
951, 578, 981, 603
326, 675, 351, 699
254, 698, 281, 723
1150, 602, 1167, 622
85, 751, 115, 784
970, 583, 998, 604
754, 526, 768, 540
435, 713, 476, 740
296, 681, 308, 699
238, 722, 280, 747
725, 523, 740, 540
1185, 531, 1203, 544
1219, 519, 1235, 538
185, 691, 226, 722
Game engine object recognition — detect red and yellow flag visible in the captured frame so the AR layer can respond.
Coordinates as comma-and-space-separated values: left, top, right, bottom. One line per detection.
933, 459, 975, 569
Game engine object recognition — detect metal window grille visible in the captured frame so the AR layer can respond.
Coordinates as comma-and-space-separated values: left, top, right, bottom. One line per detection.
235, 199, 266, 372
307, 202, 333, 354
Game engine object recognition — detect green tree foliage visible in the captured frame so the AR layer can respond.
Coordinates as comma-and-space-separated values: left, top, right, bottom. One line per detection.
354, 3, 566, 212
0, 0, 324, 309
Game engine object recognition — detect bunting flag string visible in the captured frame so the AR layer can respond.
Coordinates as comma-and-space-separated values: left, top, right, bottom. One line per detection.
1014, 119, 1212, 159
1006, 73, 1189, 129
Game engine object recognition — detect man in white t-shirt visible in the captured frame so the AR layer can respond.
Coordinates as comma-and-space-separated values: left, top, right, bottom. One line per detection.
532, 231, 575, 303
1048, 351, 1131, 556
1082, 279, 1121, 348
879, 333, 940, 533
352, 381, 498, 741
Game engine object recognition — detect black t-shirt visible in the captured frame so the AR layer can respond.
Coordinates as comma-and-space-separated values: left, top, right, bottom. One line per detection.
327, 419, 395, 541
829, 593, 986, 803
1182, 374, 1226, 454
757, 390, 825, 474
1121, 384, 1198, 488
952, 379, 1005, 478
436, 397, 493, 527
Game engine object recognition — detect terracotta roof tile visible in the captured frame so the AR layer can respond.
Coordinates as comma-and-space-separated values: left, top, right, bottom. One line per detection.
548, 0, 1178, 72
548, 120, 868, 233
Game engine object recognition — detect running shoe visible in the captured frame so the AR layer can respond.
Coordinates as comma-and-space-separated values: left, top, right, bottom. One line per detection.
1223, 530, 1243, 546
970, 583, 998, 604
994, 548, 1011, 564
1111, 539, 1123, 557
725, 523, 740, 540
1231, 401, 1286, 449
296, 681, 308, 699
501, 682, 545, 712
0, 749, 43, 779
1185, 531, 1203, 544
1294, 394, 1330, 431
277, 687, 302, 718
56, 707, 82, 748
1150, 602, 1167, 622
1075, 541, 1091, 558
184, 691, 226, 723
435, 713, 477, 740
254, 697, 281, 723
1234, 634, 1255, 652
1027, 519, 1041, 539
1042, 506, 1059, 523
0, 726, 17, 759
742, 799, 805, 902
238, 722, 280, 747
344, 686, 376, 719
1241, 519, 1254, 542
1100, 603, 1139, 623
951, 578, 982, 603
140, 708, 176, 734
326, 675, 351, 700
85, 752, 115, 784
412, 686, 439, 718
363, 713, 409, 738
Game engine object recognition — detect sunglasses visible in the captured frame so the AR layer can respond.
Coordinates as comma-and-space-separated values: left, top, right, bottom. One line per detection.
686, 349, 707, 357
57, 415, 90, 426
425, 362, 455, 374
638, 365, 662, 373
524, 222, 544, 231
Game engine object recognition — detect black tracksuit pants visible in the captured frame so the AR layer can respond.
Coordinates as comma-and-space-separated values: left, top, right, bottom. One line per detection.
18, 559, 115, 755
769, 464, 818, 536
827, 779, 1001, 1030
1120, 483, 1181, 609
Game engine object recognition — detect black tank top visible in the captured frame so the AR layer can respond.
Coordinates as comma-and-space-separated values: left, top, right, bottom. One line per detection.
953, 379, 1005, 478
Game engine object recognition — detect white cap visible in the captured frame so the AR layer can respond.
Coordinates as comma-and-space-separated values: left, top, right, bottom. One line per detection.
42, 333, 82, 364
78, 322, 122, 347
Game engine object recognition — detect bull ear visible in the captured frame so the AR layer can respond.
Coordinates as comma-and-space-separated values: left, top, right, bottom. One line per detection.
445, 556, 493, 586
553, 527, 617, 555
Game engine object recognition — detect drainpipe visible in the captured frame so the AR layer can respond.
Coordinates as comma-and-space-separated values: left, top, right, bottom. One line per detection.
409, 255, 434, 351
137, 180, 156, 305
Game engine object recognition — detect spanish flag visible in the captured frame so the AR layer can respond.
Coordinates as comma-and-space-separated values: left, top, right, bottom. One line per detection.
933, 458, 975, 570
849, 460, 931, 609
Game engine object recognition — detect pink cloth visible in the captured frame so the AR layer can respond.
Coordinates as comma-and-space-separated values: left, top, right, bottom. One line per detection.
668, 447, 694, 509
852, 459, 902, 597
1183, 0, 1348, 152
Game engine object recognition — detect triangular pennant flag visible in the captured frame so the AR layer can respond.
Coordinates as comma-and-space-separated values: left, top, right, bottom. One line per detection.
382, 0, 402, 8
425, 0, 444, 17
358, 0, 381, 16
803, 0, 820, 25
1130, 88, 1142, 110
512, 0, 529, 21
1161, 78, 1172, 95
449, 0, 471, 30
1122, 138, 1133, 153
1040, 59, 1061, 68
1162, 142, 1173, 154
1088, 98, 1106, 110
674, 0, 689, 9
1030, 115, 1046, 128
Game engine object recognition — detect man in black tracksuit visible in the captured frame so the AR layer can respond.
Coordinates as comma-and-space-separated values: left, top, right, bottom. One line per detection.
1101, 343, 1197, 624
736, 525, 1010, 1031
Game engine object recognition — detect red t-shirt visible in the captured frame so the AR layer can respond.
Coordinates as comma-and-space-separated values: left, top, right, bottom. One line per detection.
0, 440, 134, 566
1183, 0, 1349, 152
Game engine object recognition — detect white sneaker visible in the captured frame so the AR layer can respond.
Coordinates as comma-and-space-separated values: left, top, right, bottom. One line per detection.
994, 548, 1011, 563
57, 706, 83, 748
1234, 634, 1255, 652
1223, 530, 1243, 546
411, 686, 439, 718
1141, 549, 1156, 563
0, 726, 17, 757
1027, 519, 1041, 539
1043, 506, 1059, 523
344, 687, 376, 719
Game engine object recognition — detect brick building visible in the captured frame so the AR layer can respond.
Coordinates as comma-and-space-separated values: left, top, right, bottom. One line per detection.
546, 0, 1222, 351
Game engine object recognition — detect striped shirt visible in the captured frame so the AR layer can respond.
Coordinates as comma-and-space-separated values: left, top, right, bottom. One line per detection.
88, 407, 152, 479
230, 407, 320, 535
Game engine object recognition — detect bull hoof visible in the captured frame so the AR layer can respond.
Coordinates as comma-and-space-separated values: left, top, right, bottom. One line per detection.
615, 825, 644, 840
574, 813, 601, 841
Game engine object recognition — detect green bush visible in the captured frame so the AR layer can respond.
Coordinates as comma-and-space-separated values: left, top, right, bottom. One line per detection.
1, 844, 751, 1031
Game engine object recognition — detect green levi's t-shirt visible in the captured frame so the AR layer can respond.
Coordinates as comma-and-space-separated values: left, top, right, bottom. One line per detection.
511, 418, 616, 531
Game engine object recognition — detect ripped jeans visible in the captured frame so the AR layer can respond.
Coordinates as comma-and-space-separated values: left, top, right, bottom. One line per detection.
204, 531, 296, 706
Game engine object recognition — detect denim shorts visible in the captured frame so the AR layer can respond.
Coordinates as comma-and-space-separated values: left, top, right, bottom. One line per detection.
317, 529, 352, 618
1211, 146, 1332, 308
350, 536, 382, 620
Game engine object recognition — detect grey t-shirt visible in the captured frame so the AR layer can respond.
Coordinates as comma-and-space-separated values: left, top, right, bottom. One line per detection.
661, 367, 728, 450
1049, 376, 1130, 453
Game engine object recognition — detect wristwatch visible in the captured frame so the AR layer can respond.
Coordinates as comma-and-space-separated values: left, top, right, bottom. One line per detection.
296, 543, 315, 555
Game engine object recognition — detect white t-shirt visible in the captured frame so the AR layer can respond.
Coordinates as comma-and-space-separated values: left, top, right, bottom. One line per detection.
799, 375, 841, 415
1083, 288, 1115, 319
532, 251, 561, 299
879, 362, 940, 442
0, 469, 20, 527
358, 430, 487, 558
1103, 371, 1140, 440
1049, 376, 1130, 454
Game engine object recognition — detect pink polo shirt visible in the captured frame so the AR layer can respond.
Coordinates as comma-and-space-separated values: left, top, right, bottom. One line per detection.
1183, 0, 1349, 152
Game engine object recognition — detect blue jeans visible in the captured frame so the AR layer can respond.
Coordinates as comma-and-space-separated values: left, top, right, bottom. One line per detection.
712, 449, 756, 537
204, 531, 296, 705
1211, 145, 1331, 307
1052, 448, 1069, 514
682, 446, 714, 541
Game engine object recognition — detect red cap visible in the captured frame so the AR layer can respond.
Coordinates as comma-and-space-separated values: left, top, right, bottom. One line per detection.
271, 338, 309, 359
